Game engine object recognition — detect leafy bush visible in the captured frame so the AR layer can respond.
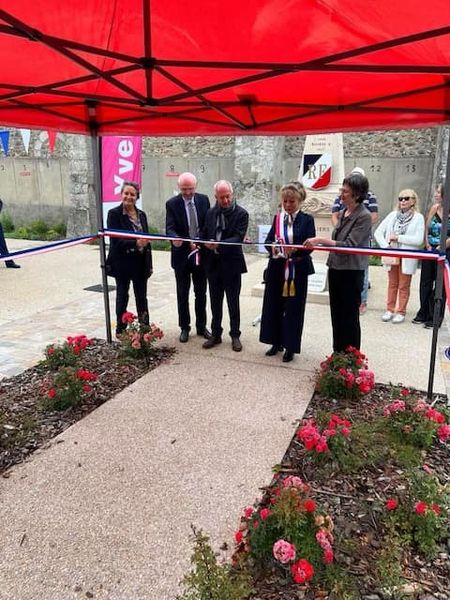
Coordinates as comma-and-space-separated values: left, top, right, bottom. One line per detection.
118, 312, 164, 362
316, 347, 375, 400
234, 476, 338, 588
5, 218, 67, 240
149, 226, 171, 251
383, 470, 450, 557
177, 527, 251, 600
0, 212, 14, 232
42, 367, 97, 412
382, 388, 450, 449
43, 335, 93, 370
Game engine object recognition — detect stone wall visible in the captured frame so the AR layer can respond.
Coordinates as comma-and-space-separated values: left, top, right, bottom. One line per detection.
284, 128, 438, 158
0, 126, 447, 238
143, 136, 234, 157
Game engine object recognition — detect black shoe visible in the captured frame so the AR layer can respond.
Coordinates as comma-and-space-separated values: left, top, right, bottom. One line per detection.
203, 336, 222, 349
412, 316, 426, 324
424, 321, 434, 329
197, 327, 212, 340
231, 337, 242, 352
6, 262, 20, 269
179, 329, 189, 343
265, 345, 279, 356
282, 351, 294, 363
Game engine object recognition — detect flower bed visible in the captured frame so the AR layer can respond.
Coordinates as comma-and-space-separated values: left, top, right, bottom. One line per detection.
0, 332, 174, 474
179, 350, 450, 600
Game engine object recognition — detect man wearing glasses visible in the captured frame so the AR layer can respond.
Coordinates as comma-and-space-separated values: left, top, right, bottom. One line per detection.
166, 172, 211, 343
331, 167, 378, 314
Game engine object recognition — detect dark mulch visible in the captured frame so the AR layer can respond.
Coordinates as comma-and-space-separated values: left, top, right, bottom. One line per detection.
0, 339, 175, 475
251, 385, 450, 600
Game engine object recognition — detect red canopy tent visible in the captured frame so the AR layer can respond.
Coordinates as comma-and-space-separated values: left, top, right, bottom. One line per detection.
0, 1, 449, 393
0, 0, 449, 135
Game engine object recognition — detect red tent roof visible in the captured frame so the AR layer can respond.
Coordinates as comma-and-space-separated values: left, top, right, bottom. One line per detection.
0, 1, 449, 135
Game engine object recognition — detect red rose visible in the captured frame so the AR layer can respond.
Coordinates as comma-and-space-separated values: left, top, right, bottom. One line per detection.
431, 503, 441, 515
47, 388, 57, 398
415, 501, 427, 515
82, 384, 91, 393
385, 498, 398, 511
291, 558, 314, 584
234, 530, 243, 544
260, 508, 270, 521
304, 500, 316, 513
400, 387, 410, 397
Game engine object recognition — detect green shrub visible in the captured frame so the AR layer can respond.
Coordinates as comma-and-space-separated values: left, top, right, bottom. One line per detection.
6, 220, 67, 240
29, 219, 49, 237
149, 226, 171, 251
0, 212, 14, 232
177, 527, 252, 600
42, 366, 96, 412
368, 255, 381, 266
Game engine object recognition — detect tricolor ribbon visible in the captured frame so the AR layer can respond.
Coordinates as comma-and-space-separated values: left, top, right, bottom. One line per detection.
0, 235, 96, 263
3, 229, 450, 314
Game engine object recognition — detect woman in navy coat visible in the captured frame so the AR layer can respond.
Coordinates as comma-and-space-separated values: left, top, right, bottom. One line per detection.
106, 181, 152, 335
259, 183, 315, 362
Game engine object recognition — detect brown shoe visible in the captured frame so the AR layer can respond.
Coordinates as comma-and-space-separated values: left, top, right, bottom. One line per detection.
231, 337, 242, 352
203, 336, 222, 349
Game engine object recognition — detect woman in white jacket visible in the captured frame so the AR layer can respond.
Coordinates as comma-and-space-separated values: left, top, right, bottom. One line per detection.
374, 189, 425, 324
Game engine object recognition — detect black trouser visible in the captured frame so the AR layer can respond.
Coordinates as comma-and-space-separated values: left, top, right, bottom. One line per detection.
207, 269, 242, 338
174, 263, 207, 332
416, 259, 446, 324
115, 275, 149, 331
0, 223, 15, 267
328, 268, 364, 352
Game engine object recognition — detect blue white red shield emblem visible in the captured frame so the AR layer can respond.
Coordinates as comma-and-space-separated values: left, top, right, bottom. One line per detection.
302, 153, 332, 190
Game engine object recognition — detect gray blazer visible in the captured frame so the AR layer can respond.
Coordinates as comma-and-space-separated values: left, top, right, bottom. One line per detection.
327, 203, 372, 270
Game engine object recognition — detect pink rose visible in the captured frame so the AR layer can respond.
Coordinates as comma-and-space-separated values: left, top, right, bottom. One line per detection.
243, 506, 254, 519
283, 475, 304, 488
273, 539, 296, 563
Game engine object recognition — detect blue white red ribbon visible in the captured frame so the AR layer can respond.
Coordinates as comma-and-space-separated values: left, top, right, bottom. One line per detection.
0, 235, 96, 263
3, 229, 449, 313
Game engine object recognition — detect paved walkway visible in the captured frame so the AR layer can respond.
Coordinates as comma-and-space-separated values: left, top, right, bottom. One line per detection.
0, 239, 449, 599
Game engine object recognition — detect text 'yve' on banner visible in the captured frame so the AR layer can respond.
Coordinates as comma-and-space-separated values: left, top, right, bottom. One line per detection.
101, 136, 143, 226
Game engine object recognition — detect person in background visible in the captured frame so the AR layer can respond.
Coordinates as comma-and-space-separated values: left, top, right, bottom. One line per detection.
331, 167, 378, 315
305, 172, 372, 352
166, 172, 211, 343
0, 199, 20, 268
259, 182, 315, 363
412, 182, 449, 328
106, 181, 152, 336
374, 189, 425, 324
201, 180, 249, 352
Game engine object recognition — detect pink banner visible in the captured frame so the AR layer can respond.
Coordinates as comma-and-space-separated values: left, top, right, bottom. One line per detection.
101, 136, 142, 203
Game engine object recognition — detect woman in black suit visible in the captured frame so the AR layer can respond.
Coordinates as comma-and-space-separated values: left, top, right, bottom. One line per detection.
259, 182, 315, 362
106, 181, 153, 335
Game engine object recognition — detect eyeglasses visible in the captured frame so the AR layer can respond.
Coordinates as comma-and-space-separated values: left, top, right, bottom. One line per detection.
398, 196, 413, 201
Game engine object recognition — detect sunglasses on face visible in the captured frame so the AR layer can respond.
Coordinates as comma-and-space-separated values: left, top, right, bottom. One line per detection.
398, 196, 413, 201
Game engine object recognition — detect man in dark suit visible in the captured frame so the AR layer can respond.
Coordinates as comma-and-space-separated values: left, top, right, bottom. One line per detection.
166, 172, 211, 343
0, 199, 20, 269
201, 180, 249, 352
